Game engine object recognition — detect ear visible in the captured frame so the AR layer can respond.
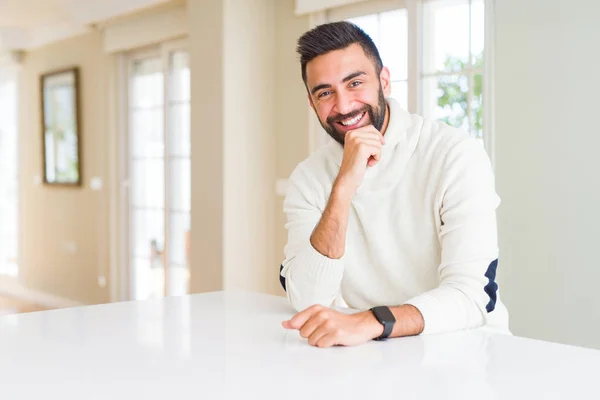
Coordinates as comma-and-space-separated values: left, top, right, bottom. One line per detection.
379, 66, 392, 98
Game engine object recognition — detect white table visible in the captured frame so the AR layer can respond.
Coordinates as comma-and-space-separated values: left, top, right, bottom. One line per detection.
1, 291, 599, 399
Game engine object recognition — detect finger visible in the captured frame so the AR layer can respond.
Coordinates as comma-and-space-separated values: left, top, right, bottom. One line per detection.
347, 131, 384, 144
299, 314, 325, 339
367, 147, 383, 167
307, 324, 331, 347
352, 143, 382, 160
353, 138, 383, 149
367, 157, 378, 167
284, 304, 323, 330
316, 333, 338, 348
358, 145, 382, 162
353, 125, 384, 143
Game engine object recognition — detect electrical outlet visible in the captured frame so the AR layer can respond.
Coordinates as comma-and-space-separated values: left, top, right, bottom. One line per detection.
90, 177, 103, 191
60, 241, 78, 254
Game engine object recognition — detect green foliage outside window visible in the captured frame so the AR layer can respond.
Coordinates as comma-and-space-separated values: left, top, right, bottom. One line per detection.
436, 52, 484, 136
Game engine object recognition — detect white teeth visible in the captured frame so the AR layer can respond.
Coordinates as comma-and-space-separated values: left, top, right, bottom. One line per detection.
341, 112, 364, 126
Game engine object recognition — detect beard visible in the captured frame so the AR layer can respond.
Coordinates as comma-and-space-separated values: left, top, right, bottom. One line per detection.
317, 85, 387, 146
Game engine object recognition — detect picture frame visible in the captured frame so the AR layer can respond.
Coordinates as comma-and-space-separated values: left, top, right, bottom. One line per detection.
40, 67, 82, 186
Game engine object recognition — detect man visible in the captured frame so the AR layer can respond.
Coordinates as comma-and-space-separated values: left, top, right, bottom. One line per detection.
280, 21, 509, 348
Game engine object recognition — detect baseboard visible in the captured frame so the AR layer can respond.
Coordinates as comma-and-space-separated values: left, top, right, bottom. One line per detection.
0, 279, 85, 309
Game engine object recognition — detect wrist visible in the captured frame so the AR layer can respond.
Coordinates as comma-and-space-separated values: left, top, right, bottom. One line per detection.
357, 310, 384, 339
332, 177, 356, 200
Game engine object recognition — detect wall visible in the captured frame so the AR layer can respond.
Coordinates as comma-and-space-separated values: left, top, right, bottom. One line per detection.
188, 0, 225, 294
494, 0, 600, 349
222, 0, 277, 293
18, 32, 111, 305
273, 0, 310, 296
188, 0, 280, 295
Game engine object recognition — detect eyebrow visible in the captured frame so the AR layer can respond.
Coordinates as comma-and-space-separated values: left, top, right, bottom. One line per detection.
310, 71, 367, 95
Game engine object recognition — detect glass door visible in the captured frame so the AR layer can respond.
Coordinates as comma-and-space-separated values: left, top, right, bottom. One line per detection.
126, 41, 190, 300
0, 66, 19, 278
166, 50, 191, 297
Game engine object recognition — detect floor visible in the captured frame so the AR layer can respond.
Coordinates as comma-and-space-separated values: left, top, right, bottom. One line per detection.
0, 295, 46, 316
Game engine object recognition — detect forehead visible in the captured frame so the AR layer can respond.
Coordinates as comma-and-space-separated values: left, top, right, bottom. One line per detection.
305, 43, 376, 89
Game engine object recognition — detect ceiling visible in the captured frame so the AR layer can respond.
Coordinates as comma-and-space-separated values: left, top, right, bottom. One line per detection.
0, 0, 170, 50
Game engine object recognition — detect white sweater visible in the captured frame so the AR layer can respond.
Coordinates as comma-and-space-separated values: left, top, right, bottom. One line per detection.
280, 98, 509, 335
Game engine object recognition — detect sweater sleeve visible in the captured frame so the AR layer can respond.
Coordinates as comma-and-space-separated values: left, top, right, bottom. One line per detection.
280, 165, 345, 312
404, 137, 501, 335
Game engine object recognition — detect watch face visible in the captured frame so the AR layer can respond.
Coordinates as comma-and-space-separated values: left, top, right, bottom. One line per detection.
373, 306, 396, 324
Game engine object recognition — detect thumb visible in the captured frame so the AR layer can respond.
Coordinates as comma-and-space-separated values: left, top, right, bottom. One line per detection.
282, 320, 294, 329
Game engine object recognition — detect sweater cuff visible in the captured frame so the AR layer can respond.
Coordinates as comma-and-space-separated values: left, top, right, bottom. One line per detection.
404, 293, 447, 335
284, 244, 344, 310
290, 243, 344, 285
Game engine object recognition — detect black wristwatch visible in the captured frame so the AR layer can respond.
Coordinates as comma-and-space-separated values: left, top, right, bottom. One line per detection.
370, 306, 396, 340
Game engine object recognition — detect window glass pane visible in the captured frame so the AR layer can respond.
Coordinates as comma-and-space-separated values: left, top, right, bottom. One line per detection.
422, 74, 470, 132
170, 51, 190, 103
379, 9, 408, 81
423, 0, 470, 74
131, 209, 165, 259
132, 257, 164, 300
347, 14, 380, 44
390, 81, 408, 110
131, 108, 164, 158
471, 73, 483, 138
131, 58, 163, 108
169, 159, 191, 212
168, 212, 190, 267
132, 159, 165, 208
167, 211, 190, 296
471, 0, 485, 66
168, 103, 190, 157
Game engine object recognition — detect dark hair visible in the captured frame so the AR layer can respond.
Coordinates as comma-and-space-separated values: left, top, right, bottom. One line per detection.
297, 21, 383, 84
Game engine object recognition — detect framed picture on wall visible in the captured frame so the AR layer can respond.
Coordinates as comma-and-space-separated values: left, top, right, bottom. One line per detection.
40, 67, 82, 186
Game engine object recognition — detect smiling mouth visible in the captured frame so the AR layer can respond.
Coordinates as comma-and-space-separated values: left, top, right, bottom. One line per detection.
336, 111, 367, 129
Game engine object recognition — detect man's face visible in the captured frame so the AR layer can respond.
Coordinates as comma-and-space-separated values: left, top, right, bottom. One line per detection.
305, 43, 391, 146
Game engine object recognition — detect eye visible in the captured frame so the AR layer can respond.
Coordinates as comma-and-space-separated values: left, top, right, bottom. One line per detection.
318, 90, 332, 99
349, 80, 362, 88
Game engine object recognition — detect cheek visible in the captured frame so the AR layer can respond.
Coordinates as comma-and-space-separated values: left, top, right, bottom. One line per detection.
316, 102, 334, 122
348, 86, 378, 107
364, 85, 382, 103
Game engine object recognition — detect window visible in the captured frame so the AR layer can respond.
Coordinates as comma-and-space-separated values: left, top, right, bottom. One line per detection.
319, 0, 488, 147
126, 41, 190, 300
0, 66, 19, 277
422, 0, 484, 138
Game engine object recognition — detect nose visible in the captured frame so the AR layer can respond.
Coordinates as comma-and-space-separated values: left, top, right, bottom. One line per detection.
333, 90, 355, 116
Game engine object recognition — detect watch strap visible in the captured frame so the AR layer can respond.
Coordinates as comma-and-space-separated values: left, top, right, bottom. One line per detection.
371, 306, 395, 340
